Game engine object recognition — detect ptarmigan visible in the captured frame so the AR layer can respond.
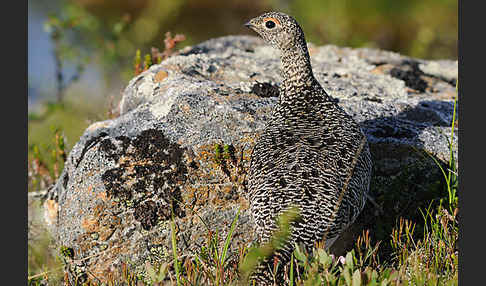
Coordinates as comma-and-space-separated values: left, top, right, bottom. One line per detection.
245, 12, 373, 284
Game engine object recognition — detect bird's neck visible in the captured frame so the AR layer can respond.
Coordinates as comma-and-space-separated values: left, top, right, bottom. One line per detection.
280, 42, 314, 88
279, 40, 329, 103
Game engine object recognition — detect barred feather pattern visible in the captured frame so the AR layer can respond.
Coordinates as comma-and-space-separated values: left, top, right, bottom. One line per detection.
245, 12, 373, 285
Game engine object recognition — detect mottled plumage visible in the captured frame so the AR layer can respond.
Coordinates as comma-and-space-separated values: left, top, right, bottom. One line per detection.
245, 12, 372, 284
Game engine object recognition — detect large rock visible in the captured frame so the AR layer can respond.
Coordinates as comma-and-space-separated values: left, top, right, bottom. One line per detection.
42, 35, 457, 283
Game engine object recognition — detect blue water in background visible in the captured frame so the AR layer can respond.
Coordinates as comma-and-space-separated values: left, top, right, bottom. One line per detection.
28, 1, 104, 112
28, 4, 55, 109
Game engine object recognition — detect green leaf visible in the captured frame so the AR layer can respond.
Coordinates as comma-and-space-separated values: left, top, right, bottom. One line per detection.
345, 251, 354, 269
294, 244, 307, 262
145, 261, 156, 281
317, 248, 331, 267
343, 268, 352, 286
388, 270, 398, 281
170, 215, 181, 286
372, 269, 378, 282
352, 269, 361, 286
157, 262, 168, 281
220, 208, 240, 265
238, 246, 267, 280
289, 252, 294, 286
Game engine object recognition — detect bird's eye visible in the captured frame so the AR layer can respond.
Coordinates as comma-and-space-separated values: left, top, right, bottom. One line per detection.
265, 20, 276, 29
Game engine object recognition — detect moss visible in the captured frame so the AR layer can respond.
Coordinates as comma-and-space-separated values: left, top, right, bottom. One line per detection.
213, 143, 239, 179
214, 143, 223, 164
60, 246, 75, 259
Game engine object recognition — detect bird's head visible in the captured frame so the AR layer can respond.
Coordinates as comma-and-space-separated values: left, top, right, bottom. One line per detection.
244, 12, 305, 51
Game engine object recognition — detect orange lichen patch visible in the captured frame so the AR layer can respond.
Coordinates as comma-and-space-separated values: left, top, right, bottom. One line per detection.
77, 235, 98, 253
149, 236, 167, 246
85, 169, 97, 178
82, 217, 100, 233
117, 155, 132, 166
237, 196, 250, 210
405, 88, 421, 95
263, 17, 281, 26
97, 191, 108, 201
370, 64, 394, 75
93, 203, 106, 217
44, 199, 59, 225
99, 227, 115, 241
420, 75, 448, 94
179, 103, 191, 113
124, 157, 154, 170
154, 70, 168, 82
77, 203, 124, 259
211, 93, 230, 104
162, 63, 182, 73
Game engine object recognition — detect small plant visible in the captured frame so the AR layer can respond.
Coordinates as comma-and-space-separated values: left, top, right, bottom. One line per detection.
170, 213, 182, 286
59, 246, 74, 259
143, 53, 153, 72
214, 143, 223, 164
188, 208, 241, 286
354, 229, 381, 270
223, 144, 237, 164
134, 49, 142, 76
158, 32, 187, 61
28, 127, 67, 192
133, 31, 186, 76
213, 143, 237, 179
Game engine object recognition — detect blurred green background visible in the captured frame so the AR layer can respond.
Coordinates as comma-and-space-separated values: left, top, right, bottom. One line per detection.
27, 0, 457, 190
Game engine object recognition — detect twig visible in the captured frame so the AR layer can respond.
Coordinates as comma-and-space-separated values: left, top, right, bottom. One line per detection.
28, 267, 63, 280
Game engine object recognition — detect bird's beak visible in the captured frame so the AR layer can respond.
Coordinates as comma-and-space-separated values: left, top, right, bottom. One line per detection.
244, 20, 254, 29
